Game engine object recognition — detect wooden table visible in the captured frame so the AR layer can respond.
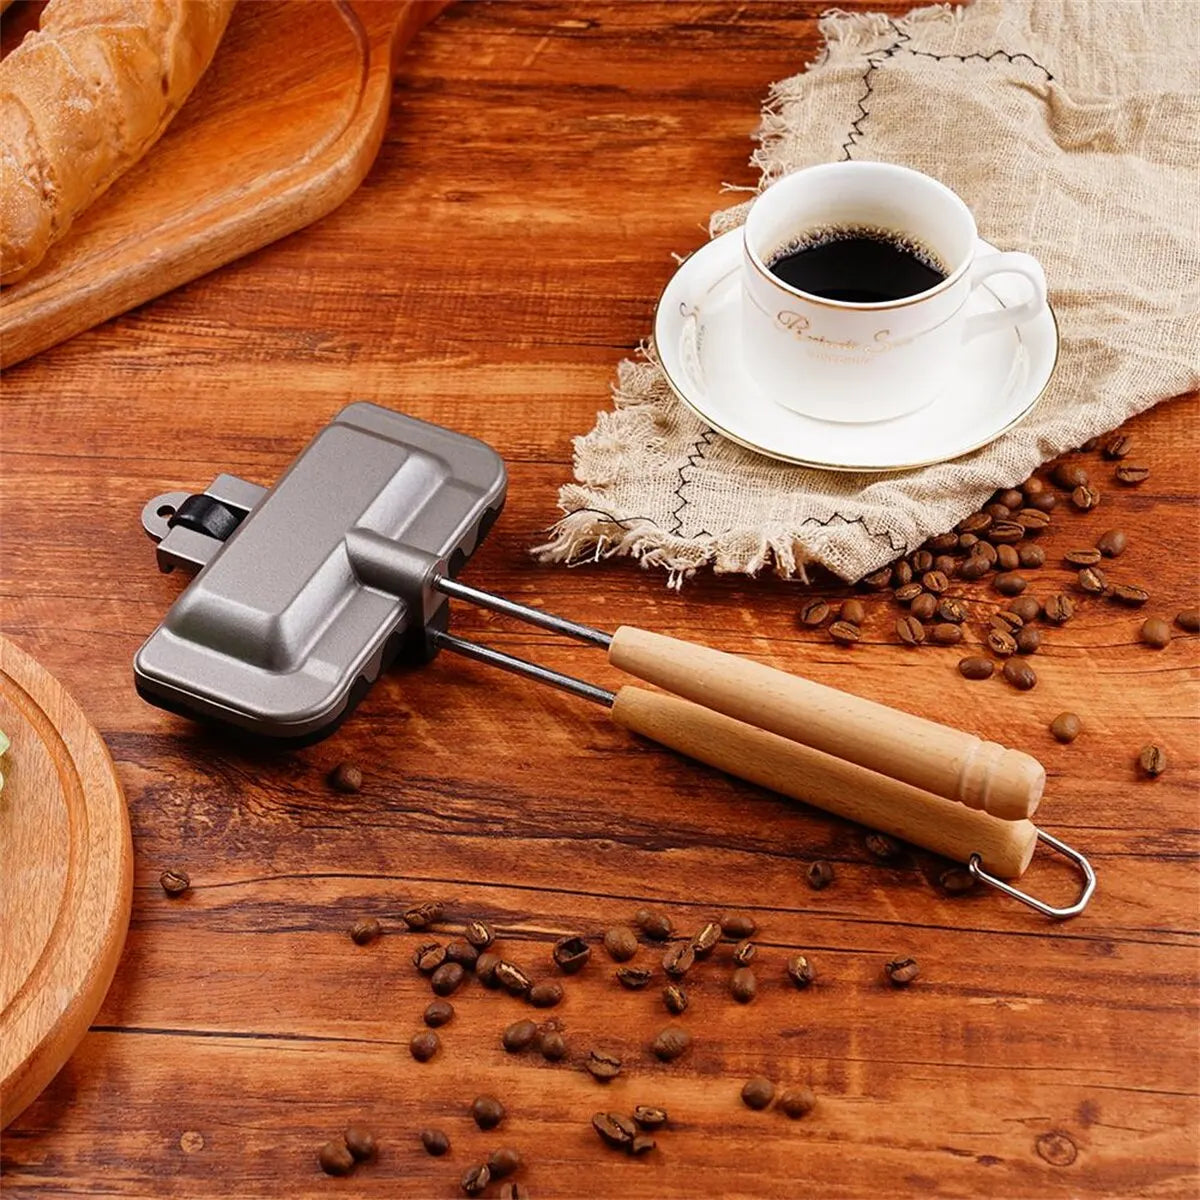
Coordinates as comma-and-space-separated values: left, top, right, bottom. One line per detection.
2, 3, 1197, 1196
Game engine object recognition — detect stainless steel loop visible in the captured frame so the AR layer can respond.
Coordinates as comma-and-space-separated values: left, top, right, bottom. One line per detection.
969, 829, 1096, 919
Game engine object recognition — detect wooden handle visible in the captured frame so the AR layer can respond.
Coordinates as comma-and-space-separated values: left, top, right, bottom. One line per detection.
611, 686, 1037, 879
609, 626, 1045, 822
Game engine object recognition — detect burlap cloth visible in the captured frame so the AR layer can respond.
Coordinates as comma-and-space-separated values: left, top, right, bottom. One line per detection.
537, 0, 1200, 584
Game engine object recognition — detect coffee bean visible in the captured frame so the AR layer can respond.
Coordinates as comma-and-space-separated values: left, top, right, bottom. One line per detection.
806, 860, 835, 890
1111, 583, 1150, 607
446, 940, 479, 968
631, 1134, 657, 1155
934, 554, 957, 577
499, 1181, 530, 1200
930, 622, 963, 645
988, 521, 1025, 544
159, 869, 190, 897
786, 954, 815, 989
1018, 543, 1046, 569
1022, 475, 1046, 496
1015, 626, 1041, 654
911, 591, 939, 619
465, 920, 495, 949
732, 940, 756, 966
1010, 595, 1042, 622
991, 610, 1023, 633
994, 572, 1027, 596
410, 1031, 440, 1062
862, 566, 894, 590
1052, 462, 1088, 489
983, 502, 1011, 521
636, 907, 673, 941
472, 1095, 505, 1130
318, 1140, 355, 1176
1138, 745, 1167, 778
896, 615, 925, 645
529, 981, 564, 1008
922, 570, 949, 593
424, 998, 455, 1028
840, 598, 866, 625
894, 582, 924, 604
995, 544, 1019, 572
1114, 464, 1149, 485
778, 1086, 817, 1119
1077, 566, 1107, 595
461, 1164, 491, 1196
553, 935, 591, 974
651, 1025, 691, 1062
930, 531, 960, 552
663, 984, 688, 1015
730, 968, 757, 1003
349, 917, 381, 947
741, 1077, 775, 1111
958, 533, 980, 552
327, 760, 364, 794
958, 512, 993, 534
1096, 529, 1127, 558
987, 630, 1017, 656
585, 1049, 623, 1081
540, 1030, 568, 1061
413, 942, 446, 973
1016, 507, 1051, 533
489, 1147, 522, 1179
633, 1106, 669, 1129
343, 1124, 376, 1163
1063, 548, 1102, 567
1176, 609, 1200, 632
592, 1111, 636, 1149
475, 951, 502, 987
893, 559, 914, 586
602, 926, 638, 962
1050, 712, 1081, 743
958, 656, 994, 680
975, 540, 1000, 566
402, 901, 444, 930
1029, 490, 1057, 512
865, 831, 902, 860
431, 962, 466, 996
958, 556, 990, 581
799, 599, 831, 627
691, 921, 723, 957
421, 1128, 450, 1157
495, 961, 533, 996
1140, 617, 1171, 649
719, 911, 757, 939
910, 549, 934, 572
662, 941, 695, 979
998, 488, 1025, 510
828, 620, 861, 645
1002, 659, 1037, 690
1102, 433, 1133, 459
936, 598, 966, 623
938, 866, 978, 895
616, 966, 653, 990
885, 957, 920, 986
1043, 593, 1075, 623
1072, 484, 1101, 511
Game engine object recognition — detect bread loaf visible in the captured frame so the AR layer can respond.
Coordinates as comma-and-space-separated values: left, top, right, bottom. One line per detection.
0, 0, 235, 284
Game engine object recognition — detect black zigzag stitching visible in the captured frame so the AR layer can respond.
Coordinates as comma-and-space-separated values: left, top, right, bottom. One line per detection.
669, 426, 718, 536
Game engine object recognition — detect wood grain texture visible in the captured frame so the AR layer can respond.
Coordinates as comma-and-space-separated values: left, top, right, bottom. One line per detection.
0, 636, 133, 1128
0, 2, 1197, 1196
0, 0, 447, 366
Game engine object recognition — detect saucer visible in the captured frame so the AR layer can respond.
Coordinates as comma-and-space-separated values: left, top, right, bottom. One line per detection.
653, 229, 1059, 472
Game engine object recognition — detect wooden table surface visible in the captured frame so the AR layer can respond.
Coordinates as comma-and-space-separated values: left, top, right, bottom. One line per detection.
2, 3, 1197, 1197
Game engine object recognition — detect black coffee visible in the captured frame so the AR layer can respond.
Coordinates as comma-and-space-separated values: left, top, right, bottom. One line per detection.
767, 228, 945, 303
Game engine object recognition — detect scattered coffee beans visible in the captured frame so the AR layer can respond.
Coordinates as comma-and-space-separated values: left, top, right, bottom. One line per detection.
732, 940, 756, 966
318, 1140, 355, 1176
552, 935, 590, 974
829, 620, 861, 645
410, 1031, 440, 1062
159, 869, 190, 897
806, 860, 835, 890
592, 1112, 636, 1149
663, 984, 688, 1015
651, 1025, 692, 1062
461, 1164, 491, 1196
1138, 745, 1167, 778
958, 656, 994, 680
636, 908, 673, 941
421, 1128, 450, 1156
529, 981, 564, 1008
1176, 609, 1200, 633
430, 962, 466, 996
495, 961, 533, 996
402, 901, 444, 930
730, 968, 757, 1003
328, 761, 362, 794
633, 1106, 668, 1129
471, 1095, 505, 1130
865, 832, 901, 860
465, 920, 495, 948
503, 1019, 539, 1052
1112, 583, 1150, 607
896, 615, 925, 645
741, 1077, 775, 1110
662, 942, 695, 979
691, 921, 723, 957
885, 957, 920, 986
445, 940, 479, 968
540, 1030, 568, 1061
603, 926, 639, 962
349, 917, 381, 946
1050, 712, 1082, 743
424, 999, 454, 1027
1002, 659, 1037, 690
616, 966, 652, 990
720, 912, 757, 939
799, 599, 831, 627
1139, 617, 1171, 648
840, 599, 866, 624
1114, 464, 1149, 485
786, 954, 815, 989
585, 1049, 623, 1081
778, 1086, 816, 1119
344, 1125, 376, 1163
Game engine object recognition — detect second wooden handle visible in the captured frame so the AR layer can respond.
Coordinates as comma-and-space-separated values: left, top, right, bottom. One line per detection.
609, 626, 1045, 821
611, 686, 1038, 879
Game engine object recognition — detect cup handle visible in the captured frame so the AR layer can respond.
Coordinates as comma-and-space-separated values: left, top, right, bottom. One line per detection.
963, 252, 1047, 340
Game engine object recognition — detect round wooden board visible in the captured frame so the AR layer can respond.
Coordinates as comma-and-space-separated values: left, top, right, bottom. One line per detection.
0, 636, 132, 1128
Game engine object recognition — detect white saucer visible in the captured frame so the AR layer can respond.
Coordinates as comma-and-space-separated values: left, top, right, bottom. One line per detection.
654, 230, 1059, 472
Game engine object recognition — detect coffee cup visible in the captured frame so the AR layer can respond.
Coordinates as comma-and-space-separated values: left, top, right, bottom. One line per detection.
741, 161, 1047, 423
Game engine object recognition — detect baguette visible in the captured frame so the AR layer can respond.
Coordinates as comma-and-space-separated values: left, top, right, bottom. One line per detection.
0, 0, 235, 284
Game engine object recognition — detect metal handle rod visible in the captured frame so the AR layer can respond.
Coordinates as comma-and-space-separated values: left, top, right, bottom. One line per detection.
434, 576, 613, 649
429, 629, 616, 707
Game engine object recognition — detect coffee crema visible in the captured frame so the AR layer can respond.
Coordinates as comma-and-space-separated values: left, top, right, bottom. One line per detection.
766, 226, 947, 304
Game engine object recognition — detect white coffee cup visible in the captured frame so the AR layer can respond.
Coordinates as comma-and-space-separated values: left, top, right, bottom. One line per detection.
741, 161, 1047, 423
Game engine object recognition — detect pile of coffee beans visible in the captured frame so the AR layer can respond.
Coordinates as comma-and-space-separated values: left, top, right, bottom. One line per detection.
740, 1077, 815, 1119
591, 1106, 667, 1155
317, 1123, 377, 1177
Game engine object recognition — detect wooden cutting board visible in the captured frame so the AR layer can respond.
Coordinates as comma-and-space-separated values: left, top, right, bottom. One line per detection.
0, 0, 446, 368
0, 636, 132, 1128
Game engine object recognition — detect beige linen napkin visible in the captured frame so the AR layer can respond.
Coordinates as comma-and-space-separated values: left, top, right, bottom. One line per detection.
538, 0, 1200, 584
